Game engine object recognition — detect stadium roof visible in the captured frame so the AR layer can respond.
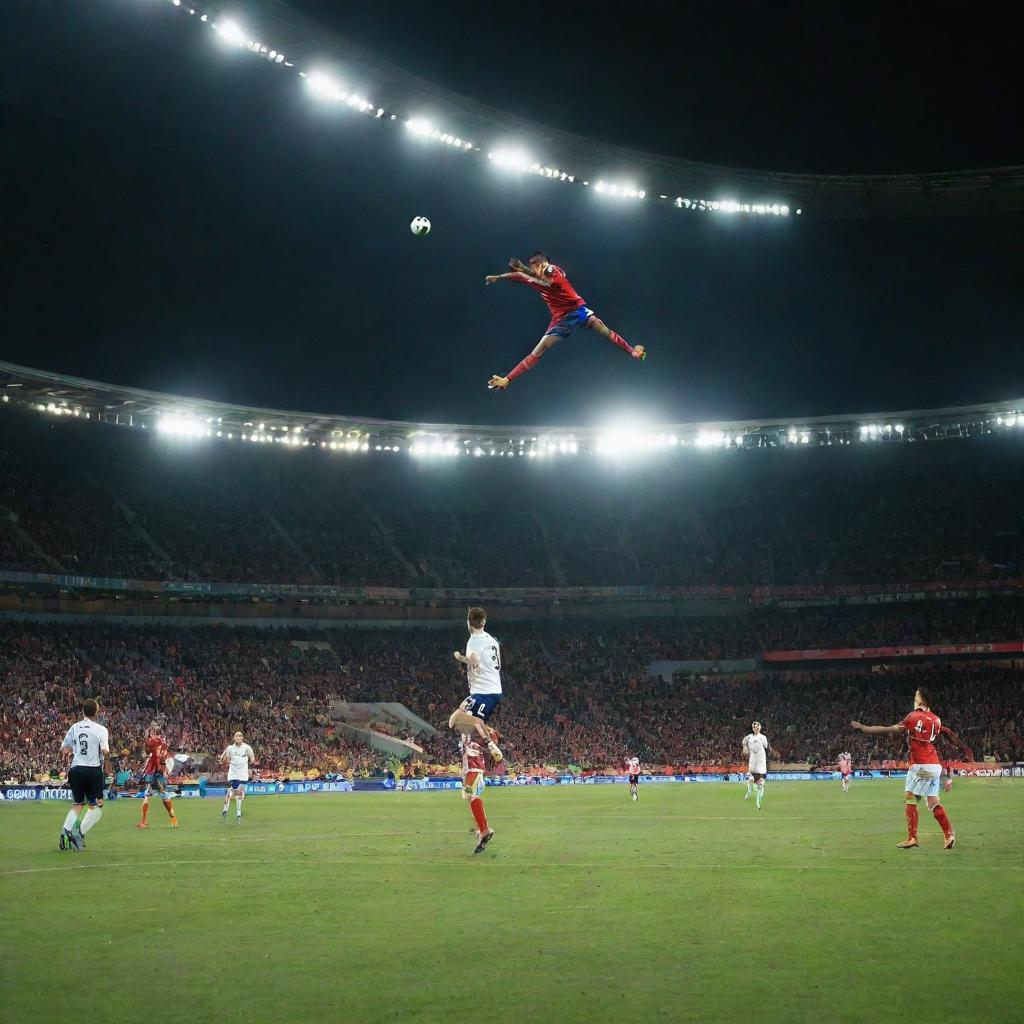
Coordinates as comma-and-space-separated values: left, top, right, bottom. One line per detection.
170, 0, 1024, 218
3, 359, 1023, 456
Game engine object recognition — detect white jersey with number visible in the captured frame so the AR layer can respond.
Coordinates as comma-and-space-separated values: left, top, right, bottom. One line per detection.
744, 733, 769, 774
626, 757, 641, 775
222, 742, 256, 781
62, 718, 110, 768
466, 631, 502, 695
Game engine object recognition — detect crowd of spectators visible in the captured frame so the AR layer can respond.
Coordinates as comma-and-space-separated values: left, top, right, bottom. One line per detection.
2, 613, 1021, 784
750, 599, 1024, 651
2, 415, 1022, 588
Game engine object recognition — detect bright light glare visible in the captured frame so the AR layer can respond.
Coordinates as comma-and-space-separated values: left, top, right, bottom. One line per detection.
596, 428, 674, 456
405, 118, 434, 136
156, 415, 207, 439
488, 148, 534, 172
213, 19, 248, 47
593, 181, 644, 200
409, 437, 460, 457
305, 71, 347, 102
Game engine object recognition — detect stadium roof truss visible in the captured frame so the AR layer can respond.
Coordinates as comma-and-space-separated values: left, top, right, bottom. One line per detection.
143, 0, 1024, 218
3, 360, 1023, 458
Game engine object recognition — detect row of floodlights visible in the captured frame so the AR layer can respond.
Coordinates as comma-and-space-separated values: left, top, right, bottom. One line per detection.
155, 0, 795, 216
14, 397, 1024, 451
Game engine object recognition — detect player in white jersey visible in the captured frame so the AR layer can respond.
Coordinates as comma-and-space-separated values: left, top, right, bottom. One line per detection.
220, 731, 257, 821
625, 757, 641, 801
448, 606, 504, 763
742, 721, 773, 810
58, 698, 112, 851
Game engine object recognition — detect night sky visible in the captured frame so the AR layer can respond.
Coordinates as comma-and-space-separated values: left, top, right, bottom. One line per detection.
2, 0, 1022, 427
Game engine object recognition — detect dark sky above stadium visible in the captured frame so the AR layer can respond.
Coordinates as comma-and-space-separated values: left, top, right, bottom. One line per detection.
2, 0, 1022, 427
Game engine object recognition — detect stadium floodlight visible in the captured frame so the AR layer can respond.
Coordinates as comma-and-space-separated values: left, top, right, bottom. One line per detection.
156, 414, 207, 438
213, 19, 248, 47
594, 180, 644, 200
306, 72, 347, 102
405, 118, 434, 136
488, 148, 535, 173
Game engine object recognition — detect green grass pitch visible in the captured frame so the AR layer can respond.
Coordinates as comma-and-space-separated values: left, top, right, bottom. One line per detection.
2, 780, 1021, 1024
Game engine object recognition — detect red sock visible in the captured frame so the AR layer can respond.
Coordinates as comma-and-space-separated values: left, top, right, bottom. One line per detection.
932, 804, 953, 838
469, 797, 488, 834
506, 352, 541, 382
608, 330, 636, 356
905, 801, 918, 839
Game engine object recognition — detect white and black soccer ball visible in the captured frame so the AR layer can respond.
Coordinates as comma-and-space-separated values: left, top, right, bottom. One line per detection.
410, 215, 431, 237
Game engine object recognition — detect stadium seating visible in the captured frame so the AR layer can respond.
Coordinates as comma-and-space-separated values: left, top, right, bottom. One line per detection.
1, 413, 1021, 588
2, 616, 1021, 783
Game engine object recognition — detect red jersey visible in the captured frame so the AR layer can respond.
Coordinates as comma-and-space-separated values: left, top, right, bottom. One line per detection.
143, 734, 169, 775
518, 265, 587, 324
899, 709, 942, 765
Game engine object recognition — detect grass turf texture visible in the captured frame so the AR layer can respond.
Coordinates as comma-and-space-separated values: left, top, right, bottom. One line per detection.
2, 780, 1021, 1024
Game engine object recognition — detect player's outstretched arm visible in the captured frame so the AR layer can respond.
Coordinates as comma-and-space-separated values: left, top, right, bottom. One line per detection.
484, 270, 539, 286
851, 721, 903, 734
939, 725, 974, 761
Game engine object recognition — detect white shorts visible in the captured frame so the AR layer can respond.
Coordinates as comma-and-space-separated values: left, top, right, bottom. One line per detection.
905, 764, 941, 798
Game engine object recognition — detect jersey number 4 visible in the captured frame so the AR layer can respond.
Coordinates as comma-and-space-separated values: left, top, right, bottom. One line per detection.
914, 719, 938, 741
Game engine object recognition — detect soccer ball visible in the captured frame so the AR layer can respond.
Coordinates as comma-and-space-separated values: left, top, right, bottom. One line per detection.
410, 215, 431, 237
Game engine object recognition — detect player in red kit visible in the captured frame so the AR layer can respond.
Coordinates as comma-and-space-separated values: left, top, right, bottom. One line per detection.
852, 687, 969, 850
137, 722, 178, 829
460, 730, 496, 854
485, 252, 645, 390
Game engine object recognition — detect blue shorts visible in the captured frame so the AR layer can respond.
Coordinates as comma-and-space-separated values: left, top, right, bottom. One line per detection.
546, 306, 593, 339
143, 773, 166, 787
460, 693, 502, 723
229, 778, 246, 790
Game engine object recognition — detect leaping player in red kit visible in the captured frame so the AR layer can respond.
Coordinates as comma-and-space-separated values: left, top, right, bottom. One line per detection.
485, 252, 645, 390
852, 687, 972, 850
